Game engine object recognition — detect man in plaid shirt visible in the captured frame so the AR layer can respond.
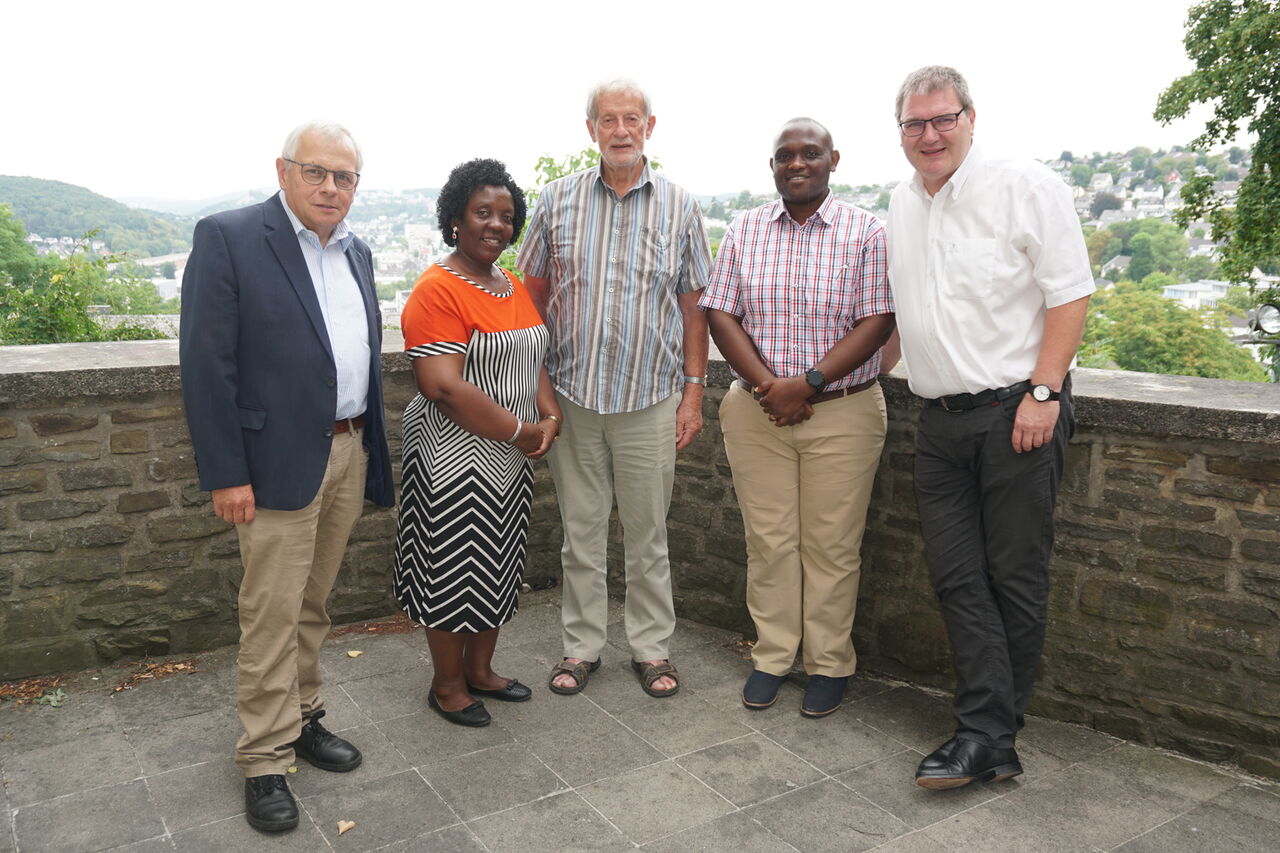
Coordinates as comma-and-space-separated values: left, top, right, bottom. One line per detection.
700, 118, 895, 717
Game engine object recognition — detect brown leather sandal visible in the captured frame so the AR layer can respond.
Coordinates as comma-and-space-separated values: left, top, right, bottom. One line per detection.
631, 659, 680, 698
548, 658, 600, 695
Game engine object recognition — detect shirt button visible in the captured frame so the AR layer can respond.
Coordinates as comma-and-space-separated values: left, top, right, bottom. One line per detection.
610, 257, 617, 263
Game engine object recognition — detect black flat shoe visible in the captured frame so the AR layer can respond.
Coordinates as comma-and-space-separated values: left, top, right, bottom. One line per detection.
289, 709, 362, 772
800, 674, 847, 718
915, 737, 1023, 789
244, 774, 298, 833
742, 670, 787, 709
466, 678, 532, 702
428, 691, 491, 727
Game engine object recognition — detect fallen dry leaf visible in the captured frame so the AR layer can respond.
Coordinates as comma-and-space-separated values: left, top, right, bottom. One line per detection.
337, 820, 355, 835
0, 675, 65, 705
346, 650, 363, 658
287, 766, 298, 774
112, 659, 200, 692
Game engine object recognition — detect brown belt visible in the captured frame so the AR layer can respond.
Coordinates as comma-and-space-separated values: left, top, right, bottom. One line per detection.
333, 414, 367, 434
738, 377, 877, 405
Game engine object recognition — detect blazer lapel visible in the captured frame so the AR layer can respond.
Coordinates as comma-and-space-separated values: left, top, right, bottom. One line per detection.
264, 195, 334, 361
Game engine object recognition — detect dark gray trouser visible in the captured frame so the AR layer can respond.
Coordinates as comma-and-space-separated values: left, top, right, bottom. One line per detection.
914, 379, 1073, 748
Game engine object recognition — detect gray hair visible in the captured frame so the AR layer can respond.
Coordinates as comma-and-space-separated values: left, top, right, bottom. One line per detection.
281, 120, 363, 172
585, 78, 651, 121
894, 66, 974, 121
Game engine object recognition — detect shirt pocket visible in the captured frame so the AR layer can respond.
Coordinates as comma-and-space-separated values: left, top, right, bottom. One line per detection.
639, 226, 678, 283
809, 257, 855, 324
944, 238, 996, 300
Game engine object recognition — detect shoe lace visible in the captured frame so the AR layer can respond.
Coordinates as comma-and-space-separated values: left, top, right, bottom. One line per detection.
250, 774, 288, 794
301, 710, 333, 740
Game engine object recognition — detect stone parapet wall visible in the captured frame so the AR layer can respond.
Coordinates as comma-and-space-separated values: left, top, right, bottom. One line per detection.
1, 341, 1277, 778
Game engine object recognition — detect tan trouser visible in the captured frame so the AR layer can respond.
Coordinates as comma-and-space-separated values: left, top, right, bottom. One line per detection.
233, 427, 368, 776
720, 382, 886, 677
546, 392, 679, 662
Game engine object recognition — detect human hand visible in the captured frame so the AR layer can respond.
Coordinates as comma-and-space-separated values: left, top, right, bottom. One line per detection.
510, 422, 543, 456
757, 376, 814, 426
212, 484, 256, 524
526, 419, 558, 460
1011, 396, 1059, 453
675, 390, 703, 450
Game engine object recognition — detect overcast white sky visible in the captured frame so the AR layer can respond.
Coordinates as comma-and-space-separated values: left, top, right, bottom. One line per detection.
4, 1, 1218, 204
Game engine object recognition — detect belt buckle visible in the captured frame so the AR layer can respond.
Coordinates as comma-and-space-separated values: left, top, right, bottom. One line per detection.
939, 395, 959, 413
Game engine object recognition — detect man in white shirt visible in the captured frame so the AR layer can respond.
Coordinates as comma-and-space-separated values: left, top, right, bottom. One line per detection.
886, 66, 1094, 789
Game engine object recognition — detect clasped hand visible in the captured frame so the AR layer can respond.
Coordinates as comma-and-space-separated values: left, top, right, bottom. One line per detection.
511, 419, 557, 459
755, 376, 815, 427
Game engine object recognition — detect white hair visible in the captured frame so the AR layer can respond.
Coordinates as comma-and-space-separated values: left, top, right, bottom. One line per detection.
281, 120, 363, 172
585, 78, 651, 121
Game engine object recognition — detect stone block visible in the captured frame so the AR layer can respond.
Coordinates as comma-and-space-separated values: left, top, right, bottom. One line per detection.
76, 598, 219, 628
1134, 556, 1228, 590
147, 515, 231, 542
63, 522, 133, 548
153, 423, 191, 447
81, 579, 169, 606
1103, 445, 1191, 466
179, 482, 210, 505
0, 637, 92, 680
1079, 577, 1172, 627
0, 469, 46, 496
1055, 647, 1125, 674
1234, 509, 1280, 532
0, 564, 11, 595
1240, 538, 1280, 563
1187, 620, 1266, 655
0, 532, 57, 554
1245, 689, 1280, 718
39, 440, 101, 462
1107, 469, 1164, 488
1103, 489, 1216, 522
1169, 703, 1280, 745
1137, 526, 1231, 559
117, 490, 170, 514
1058, 519, 1133, 543
124, 548, 194, 573
109, 430, 150, 454
875, 613, 951, 675
1186, 595, 1276, 625
18, 498, 105, 521
110, 404, 184, 424
1055, 543, 1126, 571
1241, 566, 1280, 601
3, 595, 68, 643
1141, 665, 1245, 708
0, 444, 38, 466
350, 512, 396, 542
18, 553, 123, 587
206, 532, 241, 556
1238, 752, 1280, 780
1174, 477, 1259, 503
1152, 730, 1239, 762
29, 412, 98, 436
93, 630, 172, 661
147, 455, 197, 481
0, 416, 15, 439
59, 465, 132, 491
1092, 710, 1149, 742
1205, 454, 1280, 482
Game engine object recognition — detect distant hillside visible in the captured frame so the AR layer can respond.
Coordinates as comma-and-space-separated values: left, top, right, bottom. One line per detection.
0, 176, 193, 257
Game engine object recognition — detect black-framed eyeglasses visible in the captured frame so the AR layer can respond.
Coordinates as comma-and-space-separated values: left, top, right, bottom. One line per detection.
898, 110, 966, 137
283, 158, 360, 191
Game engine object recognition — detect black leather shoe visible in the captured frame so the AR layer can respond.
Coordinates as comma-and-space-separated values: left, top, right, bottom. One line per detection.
466, 678, 532, 702
428, 691, 491, 727
244, 774, 298, 832
915, 737, 1023, 789
290, 710, 362, 772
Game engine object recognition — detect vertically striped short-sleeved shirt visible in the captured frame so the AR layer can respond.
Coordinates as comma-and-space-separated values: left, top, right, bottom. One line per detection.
516, 163, 711, 414
700, 193, 894, 389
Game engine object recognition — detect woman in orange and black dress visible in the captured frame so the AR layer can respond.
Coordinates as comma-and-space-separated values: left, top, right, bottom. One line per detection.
394, 159, 561, 727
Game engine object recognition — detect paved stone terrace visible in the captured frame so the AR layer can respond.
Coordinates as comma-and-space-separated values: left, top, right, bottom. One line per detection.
1, 590, 1277, 853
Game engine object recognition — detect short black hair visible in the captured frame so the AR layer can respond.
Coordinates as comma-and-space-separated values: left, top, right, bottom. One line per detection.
436, 158, 527, 247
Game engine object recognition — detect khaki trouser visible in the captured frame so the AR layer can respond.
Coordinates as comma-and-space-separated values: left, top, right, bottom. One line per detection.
547, 392, 680, 662
720, 382, 886, 677
233, 427, 367, 777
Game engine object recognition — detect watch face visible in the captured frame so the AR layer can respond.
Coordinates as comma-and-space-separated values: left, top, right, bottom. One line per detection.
1032, 385, 1051, 402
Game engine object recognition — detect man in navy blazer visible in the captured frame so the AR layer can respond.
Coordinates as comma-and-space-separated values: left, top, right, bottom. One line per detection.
179, 120, 394, 833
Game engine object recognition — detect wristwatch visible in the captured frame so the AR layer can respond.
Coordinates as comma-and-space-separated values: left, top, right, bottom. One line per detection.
804, 368, 826, 393
1030, 383, 1061, 402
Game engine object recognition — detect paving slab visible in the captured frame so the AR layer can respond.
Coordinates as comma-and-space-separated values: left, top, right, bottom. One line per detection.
835, 750, 1006, 830
578, 760, 735, 844
745, 777, 911, 853
468, 790, 633, 853
677, 733, 825, 808
13, 779, 164, 853
299, 769, 456, 849
759, 709, 906, 775
639, 810, 798, 852
4, 731, 139, 807
418, 742, 568, 820
613, 688, 754, 757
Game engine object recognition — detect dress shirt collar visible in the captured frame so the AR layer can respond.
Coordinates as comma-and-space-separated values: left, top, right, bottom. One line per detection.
277, 190, 353, 250
907, 143, 984, 202
768, 190, 837, 226
592, 159, 655, 198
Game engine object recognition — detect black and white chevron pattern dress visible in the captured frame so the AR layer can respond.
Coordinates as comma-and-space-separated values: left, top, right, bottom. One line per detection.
393, 278, 549, 632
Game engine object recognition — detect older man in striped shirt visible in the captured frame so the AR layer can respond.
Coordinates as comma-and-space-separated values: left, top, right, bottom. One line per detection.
517, 79, 711, 698
701, 118, 895, 717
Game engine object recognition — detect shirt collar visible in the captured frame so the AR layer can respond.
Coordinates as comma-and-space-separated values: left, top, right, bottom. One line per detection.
908, 143, 983, 201
769, 190, 837, 225
277, 190, 353, 249
593, 159, 655, 198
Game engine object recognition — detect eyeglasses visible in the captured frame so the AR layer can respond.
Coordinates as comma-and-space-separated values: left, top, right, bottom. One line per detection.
283, 158, 360, 191
898, 110, 966, 138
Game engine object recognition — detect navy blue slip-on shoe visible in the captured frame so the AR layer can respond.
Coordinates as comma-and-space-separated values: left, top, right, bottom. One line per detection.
800, 674, 848, 717
742, 670, 788, 709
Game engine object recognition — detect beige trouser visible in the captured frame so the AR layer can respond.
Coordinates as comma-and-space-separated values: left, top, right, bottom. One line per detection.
233, 427, 368, 777
720, 382, 886, 677
547, 392, 680, 662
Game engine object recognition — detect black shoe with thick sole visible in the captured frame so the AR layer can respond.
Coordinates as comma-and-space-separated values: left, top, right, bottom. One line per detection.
290, 709, 362, 772
915, 737, 1023, 789
244, 774, 298, 833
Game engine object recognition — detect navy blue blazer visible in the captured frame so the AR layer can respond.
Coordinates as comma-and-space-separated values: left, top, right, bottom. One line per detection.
179, 194, 395, 511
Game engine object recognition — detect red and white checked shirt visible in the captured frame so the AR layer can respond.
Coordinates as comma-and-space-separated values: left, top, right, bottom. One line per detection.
700, 193, 894, 389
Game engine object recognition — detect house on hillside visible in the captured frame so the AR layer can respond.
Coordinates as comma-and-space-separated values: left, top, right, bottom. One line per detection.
1102, 255, 1131, 279
1089, 172, 1114, 192
1162, 279, 1231, 310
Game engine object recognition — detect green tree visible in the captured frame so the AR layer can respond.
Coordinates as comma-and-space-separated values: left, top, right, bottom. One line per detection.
1155, 0, 1280, 290
1069, 163, 1094, 187
1182, 254, 1218, 281
1090, 192, 1122, 218
1082, 283, 1266, 381
159, 261, 177, 279
0, 204, 45, 288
